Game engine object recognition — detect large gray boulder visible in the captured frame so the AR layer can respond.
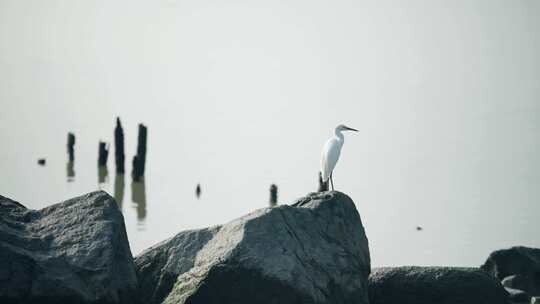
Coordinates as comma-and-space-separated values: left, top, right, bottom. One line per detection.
482, 246, 540, 297
135, 191, 371, 304
0, 191, 137, 304
368, 266, 509, 304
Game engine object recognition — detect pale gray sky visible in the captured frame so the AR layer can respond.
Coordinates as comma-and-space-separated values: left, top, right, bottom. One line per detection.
1, 0, 539, 266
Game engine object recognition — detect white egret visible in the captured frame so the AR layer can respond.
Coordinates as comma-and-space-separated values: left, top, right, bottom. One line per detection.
320, 124, 358, 191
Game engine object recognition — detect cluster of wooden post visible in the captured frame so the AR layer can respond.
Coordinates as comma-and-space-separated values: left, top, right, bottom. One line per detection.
64, 122, 326, 203
66, 118, 147, 182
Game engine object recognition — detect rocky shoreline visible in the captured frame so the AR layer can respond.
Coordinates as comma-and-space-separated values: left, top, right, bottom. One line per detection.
1, 191, 538, 304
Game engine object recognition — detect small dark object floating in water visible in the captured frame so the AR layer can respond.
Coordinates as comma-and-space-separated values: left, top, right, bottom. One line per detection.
195, 184, 201, 198
416, 226, 423, 231
37, 158, 46, 166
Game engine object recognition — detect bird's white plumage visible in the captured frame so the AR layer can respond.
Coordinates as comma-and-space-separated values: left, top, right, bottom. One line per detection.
320, 137, 343, 182
320, 124, 357, 185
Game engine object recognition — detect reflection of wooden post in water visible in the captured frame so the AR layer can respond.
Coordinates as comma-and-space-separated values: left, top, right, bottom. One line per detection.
131, 179, 146, 221
98, 141, 109, 185
98, 166, 108, 184
66, 161, 75, 182
67, 132, 75, 162
196, 184, 201, 198
132, 124, 147, 181
269, 184, 278, 207
98, 141, 109, 166
114, 174, 125, 209
114, 118, 125, 174
318, 172, 328, 192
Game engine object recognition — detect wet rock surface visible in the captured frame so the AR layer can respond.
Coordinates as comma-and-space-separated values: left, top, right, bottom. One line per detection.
135, 191, 371, 304
482, 246, 540, 298
504, 286, 530, 303
368, 266, 509, 304
0, 191, 137, 304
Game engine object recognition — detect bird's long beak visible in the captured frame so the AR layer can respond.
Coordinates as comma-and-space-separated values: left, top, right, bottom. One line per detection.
345, 126, 358, 132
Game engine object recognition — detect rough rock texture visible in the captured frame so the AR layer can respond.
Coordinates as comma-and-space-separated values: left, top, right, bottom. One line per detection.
369, 266, 509, 304
0, 191, 137, 304
503, 274, 539, 298
482, 246, 540, 297
504, 287, 530, 303
135, 191, 370, 304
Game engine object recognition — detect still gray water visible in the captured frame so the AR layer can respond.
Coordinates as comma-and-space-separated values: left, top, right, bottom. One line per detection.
1, 0, 539, 267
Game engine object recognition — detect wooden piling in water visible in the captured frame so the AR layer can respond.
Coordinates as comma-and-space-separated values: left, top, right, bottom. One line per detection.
98, 141, 109, 166
132, 124, 147, 181
269, 184, 278, 206
67, 132, 75, 161
114, 117, 125, 174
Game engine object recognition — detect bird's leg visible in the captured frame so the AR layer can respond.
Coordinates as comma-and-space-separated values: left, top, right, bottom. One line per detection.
330, 172, 334, 191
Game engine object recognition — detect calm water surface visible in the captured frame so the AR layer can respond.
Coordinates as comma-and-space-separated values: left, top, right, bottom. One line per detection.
1, 108, 539, 267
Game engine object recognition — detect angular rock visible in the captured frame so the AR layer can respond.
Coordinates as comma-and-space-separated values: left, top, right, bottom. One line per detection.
503, 274, 540, 297
368, 266, 509, 304
0, 191, 137, 304
135, 191, 370, 304
482, 246, 540, 296
504, 287, 530, 303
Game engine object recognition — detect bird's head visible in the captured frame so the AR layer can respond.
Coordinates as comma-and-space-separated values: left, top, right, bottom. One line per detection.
336, 124, 358, 132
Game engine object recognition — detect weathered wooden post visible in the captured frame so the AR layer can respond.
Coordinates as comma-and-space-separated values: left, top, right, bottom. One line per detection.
269, 184, 278, 207
318, 172, 328, 192
114, 118, 125, 174
196, 183, 201, 198
98, 141, 109, 166
132, 124, 147, 181
67, 132, 75, 161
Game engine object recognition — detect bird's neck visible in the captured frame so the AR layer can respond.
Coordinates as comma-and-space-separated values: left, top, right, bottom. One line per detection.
334, 130, 344, 142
